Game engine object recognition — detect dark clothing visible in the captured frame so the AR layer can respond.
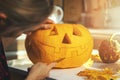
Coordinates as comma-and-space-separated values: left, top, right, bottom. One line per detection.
0, 39, 10, 80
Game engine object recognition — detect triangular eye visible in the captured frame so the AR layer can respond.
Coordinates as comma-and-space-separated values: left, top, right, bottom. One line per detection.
73, 27, 81, 36
50, 26, 58, 35
62, 34, 71, 44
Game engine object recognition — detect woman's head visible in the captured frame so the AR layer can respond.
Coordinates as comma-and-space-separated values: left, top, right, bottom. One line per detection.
0, 0, 53, 37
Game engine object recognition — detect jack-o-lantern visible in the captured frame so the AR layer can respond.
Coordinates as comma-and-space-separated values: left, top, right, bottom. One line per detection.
25, 24, 93, 68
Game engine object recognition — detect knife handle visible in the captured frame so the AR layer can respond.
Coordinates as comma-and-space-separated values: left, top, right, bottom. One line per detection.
45, 77, 56, 80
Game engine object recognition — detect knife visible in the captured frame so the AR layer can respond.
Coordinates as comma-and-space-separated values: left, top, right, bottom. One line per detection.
53, 57, 65, 63
44, 77, 56, 80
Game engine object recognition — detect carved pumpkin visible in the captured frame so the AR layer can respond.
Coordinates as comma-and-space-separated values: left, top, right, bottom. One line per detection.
99, 39, 119, 63
25, 24, 93, 68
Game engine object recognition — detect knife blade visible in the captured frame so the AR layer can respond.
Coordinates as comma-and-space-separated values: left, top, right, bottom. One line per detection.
53, 57, 65, 63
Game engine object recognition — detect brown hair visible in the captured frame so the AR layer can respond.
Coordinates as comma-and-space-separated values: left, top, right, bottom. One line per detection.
0, 0, 53, 37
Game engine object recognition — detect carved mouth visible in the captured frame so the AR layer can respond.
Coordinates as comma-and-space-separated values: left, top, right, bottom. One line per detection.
38, 41, 91, 59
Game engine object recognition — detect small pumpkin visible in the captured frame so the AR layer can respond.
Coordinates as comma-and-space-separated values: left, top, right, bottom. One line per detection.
99, 39, 119, 63
25, 24, 93, 68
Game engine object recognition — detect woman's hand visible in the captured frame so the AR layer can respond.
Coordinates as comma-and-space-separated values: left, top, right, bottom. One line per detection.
24, 18, 54, 35
39, 18, 55, 29
25, 62, 56, 80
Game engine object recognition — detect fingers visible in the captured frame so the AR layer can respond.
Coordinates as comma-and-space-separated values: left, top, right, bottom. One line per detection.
39, 19, 55, 29
26, 62, 56, 80
39, 24, 51, 29
30, 62, 56, 71
43, 18, 55, 24
47, 62, 56, 70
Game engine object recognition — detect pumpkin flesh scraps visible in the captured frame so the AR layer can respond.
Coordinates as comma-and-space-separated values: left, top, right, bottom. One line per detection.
77, 68, 118, 80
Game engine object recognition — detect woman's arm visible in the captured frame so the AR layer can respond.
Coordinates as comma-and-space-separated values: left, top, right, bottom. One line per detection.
25, 62, 56, 80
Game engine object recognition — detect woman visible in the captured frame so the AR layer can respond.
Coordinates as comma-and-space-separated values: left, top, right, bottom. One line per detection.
0, 0, 56, 80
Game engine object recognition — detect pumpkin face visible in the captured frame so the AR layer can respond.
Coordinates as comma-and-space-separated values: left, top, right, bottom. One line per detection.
25, 24, 93, 68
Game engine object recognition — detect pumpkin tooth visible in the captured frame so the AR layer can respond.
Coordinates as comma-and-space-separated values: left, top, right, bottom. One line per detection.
71, 51, 78, 57
54, 47, 60, 53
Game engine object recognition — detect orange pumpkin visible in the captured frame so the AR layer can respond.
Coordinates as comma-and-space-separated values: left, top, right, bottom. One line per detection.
25, 24, 93, 68
99, 39, 119, 63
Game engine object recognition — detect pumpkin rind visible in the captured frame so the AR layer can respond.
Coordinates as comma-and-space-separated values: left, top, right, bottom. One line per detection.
25, 24, 93, 68
99, 39, 119, 63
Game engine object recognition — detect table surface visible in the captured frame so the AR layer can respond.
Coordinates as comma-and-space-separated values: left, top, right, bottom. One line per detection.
7, 50, 120, 80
